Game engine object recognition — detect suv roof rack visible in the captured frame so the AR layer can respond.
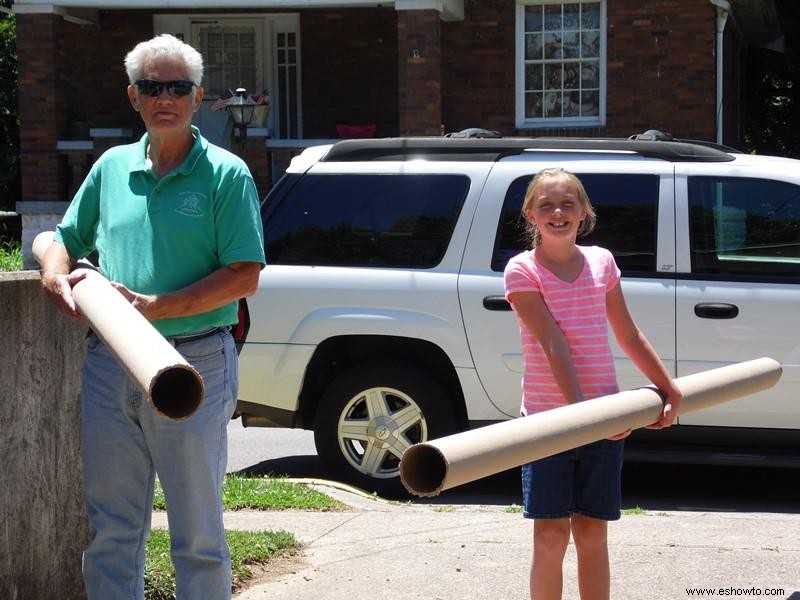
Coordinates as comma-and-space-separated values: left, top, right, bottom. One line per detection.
321, 137, 736, 163
628, 129, 742, 153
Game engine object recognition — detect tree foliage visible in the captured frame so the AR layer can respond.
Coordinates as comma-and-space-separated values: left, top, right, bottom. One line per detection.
0, 0, 19, 212
744, 0, 800, 158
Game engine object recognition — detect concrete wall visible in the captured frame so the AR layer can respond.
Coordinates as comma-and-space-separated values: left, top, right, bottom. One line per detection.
0, 271, 88, 599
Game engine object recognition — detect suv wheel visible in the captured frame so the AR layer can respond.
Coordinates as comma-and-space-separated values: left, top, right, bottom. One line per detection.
313, 360, 457, 497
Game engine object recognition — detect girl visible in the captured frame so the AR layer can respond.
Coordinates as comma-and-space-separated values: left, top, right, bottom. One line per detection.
503, 168, 682, 600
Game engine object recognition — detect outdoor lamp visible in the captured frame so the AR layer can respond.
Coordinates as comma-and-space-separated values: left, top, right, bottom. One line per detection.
226, 87, 256, 143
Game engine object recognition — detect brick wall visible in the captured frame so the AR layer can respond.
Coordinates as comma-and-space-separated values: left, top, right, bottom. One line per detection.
18, 1, 731, 207
300, 8, 398, 139
17, 14, 68, 201
441, 0, 718, 141
397, 10, 443, 136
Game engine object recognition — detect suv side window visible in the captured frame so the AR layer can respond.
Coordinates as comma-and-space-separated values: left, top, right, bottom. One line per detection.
263, 173, 470, 268
492, 173, 660, 274
688, 176, 800, 280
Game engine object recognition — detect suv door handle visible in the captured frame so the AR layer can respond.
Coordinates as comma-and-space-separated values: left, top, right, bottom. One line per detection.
694, 303, 739, 319
483, 295, 511, 311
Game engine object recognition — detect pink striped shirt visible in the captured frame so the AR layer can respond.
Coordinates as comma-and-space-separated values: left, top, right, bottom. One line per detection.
503, 245, 621, 415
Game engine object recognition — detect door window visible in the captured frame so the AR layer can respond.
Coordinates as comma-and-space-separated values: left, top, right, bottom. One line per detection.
688, 177, 800, 280
492, 173, 659, 273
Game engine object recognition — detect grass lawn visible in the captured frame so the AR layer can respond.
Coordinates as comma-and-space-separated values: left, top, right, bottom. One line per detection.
0, 240, 22, 271
146, 475, 346, 599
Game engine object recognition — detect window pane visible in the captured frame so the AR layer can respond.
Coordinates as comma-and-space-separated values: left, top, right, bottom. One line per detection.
264, 175, 471, 268
562, 31, 580, 58
526, 33, 544, 60
564, 91, 581, 116
525, 63, 544, 91
544, 91, 562, 117
581, 30, 600, 58
526, 91, 544, 118
545, 63, 562, 89
581, 61, 599, 88
544, 32, 563, 59
689, 177, 800, 279
525, 5, 544, 31
492, 173, 659, 273
563, 61, 579, 89
581, 3, 600, 29
544, 4, 562, 30
564, 3, 580, 29
580, 90, 599, 116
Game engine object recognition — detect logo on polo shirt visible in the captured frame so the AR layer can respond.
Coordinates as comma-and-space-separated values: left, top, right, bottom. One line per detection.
175, 191, 206, 217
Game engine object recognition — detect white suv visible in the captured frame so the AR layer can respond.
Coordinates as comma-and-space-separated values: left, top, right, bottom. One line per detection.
236, 133, 800, 496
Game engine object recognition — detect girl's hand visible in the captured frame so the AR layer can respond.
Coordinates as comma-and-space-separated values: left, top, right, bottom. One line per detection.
646, 388, 683, 429
607, 429, 631, 441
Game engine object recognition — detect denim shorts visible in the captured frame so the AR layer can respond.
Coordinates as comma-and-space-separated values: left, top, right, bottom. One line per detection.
521, 439, 624, 521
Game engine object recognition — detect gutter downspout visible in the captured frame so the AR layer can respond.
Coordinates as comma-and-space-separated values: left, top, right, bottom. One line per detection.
710, 0, 731, 145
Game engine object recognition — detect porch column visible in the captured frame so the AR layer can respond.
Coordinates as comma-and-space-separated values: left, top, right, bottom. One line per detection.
396, 9, 442, 136
15, 13, 70, 267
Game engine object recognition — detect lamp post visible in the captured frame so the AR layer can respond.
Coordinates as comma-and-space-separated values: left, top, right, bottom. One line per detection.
226, 87, 256, 152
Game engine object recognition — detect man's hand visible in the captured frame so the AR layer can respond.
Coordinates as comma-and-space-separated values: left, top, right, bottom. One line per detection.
41, 270, 87, 319
110, 281, 158, 320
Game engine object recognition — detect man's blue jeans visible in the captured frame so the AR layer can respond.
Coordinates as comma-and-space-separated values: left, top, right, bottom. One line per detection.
80, 329, 237, 600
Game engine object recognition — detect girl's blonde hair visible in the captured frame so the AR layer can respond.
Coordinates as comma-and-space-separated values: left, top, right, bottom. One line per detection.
521, 167, 596, 247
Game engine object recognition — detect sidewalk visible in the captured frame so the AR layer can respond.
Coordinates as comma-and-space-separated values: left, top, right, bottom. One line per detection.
154, 480, 800, 600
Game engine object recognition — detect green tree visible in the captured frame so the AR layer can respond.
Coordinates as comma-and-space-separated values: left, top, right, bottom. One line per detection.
0, 0, 19, 213
744, 0, 800, 158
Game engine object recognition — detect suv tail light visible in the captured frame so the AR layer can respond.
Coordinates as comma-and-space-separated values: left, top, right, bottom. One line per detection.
233, 298, 250, 354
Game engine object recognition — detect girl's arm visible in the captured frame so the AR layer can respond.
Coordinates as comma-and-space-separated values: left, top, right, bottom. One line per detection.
508, 291, 584, 404
606, 283, 683, 428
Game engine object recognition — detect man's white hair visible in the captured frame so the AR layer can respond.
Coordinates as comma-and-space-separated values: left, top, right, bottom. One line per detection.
124, 34, 204, 86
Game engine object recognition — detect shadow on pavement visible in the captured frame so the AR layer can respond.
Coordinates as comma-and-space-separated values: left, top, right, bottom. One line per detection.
234, 454, 798, 515
235, 455, 329, 480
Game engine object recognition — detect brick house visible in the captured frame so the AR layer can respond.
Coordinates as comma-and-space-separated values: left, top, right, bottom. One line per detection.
10, 0, 781, 266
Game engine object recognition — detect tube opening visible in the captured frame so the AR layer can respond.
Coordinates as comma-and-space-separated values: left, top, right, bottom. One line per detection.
400, 444, 448, 497
150, 366, 204, 420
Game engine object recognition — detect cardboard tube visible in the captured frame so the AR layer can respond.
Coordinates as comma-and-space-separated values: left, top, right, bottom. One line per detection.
33, 231, 204, 420
400, 358, 782, 497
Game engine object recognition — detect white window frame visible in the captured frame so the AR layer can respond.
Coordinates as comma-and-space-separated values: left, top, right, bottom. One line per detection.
515, 0, 607, 129
154, 13, 301, 139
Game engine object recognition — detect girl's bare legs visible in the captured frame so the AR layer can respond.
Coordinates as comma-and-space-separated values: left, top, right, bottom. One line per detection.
531, 518, 570, 599
571, 515, 610, 600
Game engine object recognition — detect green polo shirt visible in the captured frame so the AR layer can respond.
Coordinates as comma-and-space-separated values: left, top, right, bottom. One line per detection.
55, 126, 265, 336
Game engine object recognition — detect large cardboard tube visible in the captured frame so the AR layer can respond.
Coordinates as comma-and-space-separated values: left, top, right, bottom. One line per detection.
33, 231, 204, 420
400, 358, 782, 497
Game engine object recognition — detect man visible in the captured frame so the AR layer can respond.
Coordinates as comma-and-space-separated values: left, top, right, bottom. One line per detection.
40, 34, 265, 599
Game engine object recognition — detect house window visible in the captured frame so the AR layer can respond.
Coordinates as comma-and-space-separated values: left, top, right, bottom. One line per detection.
196, 23, 261, 97
516, 1, 606, 128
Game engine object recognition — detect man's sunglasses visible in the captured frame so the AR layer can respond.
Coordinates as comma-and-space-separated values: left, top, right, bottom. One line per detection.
135, 79, 195, 98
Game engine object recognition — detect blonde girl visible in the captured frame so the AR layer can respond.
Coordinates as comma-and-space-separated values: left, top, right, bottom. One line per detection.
503, 167, 682, 600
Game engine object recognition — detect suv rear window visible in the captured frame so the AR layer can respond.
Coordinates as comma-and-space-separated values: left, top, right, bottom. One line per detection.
492, 173, 660, 274
689, 176, 800, 280
263, 173, 470, 268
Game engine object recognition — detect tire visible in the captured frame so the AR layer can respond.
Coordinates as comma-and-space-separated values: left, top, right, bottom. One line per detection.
313, 359, 458, 498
